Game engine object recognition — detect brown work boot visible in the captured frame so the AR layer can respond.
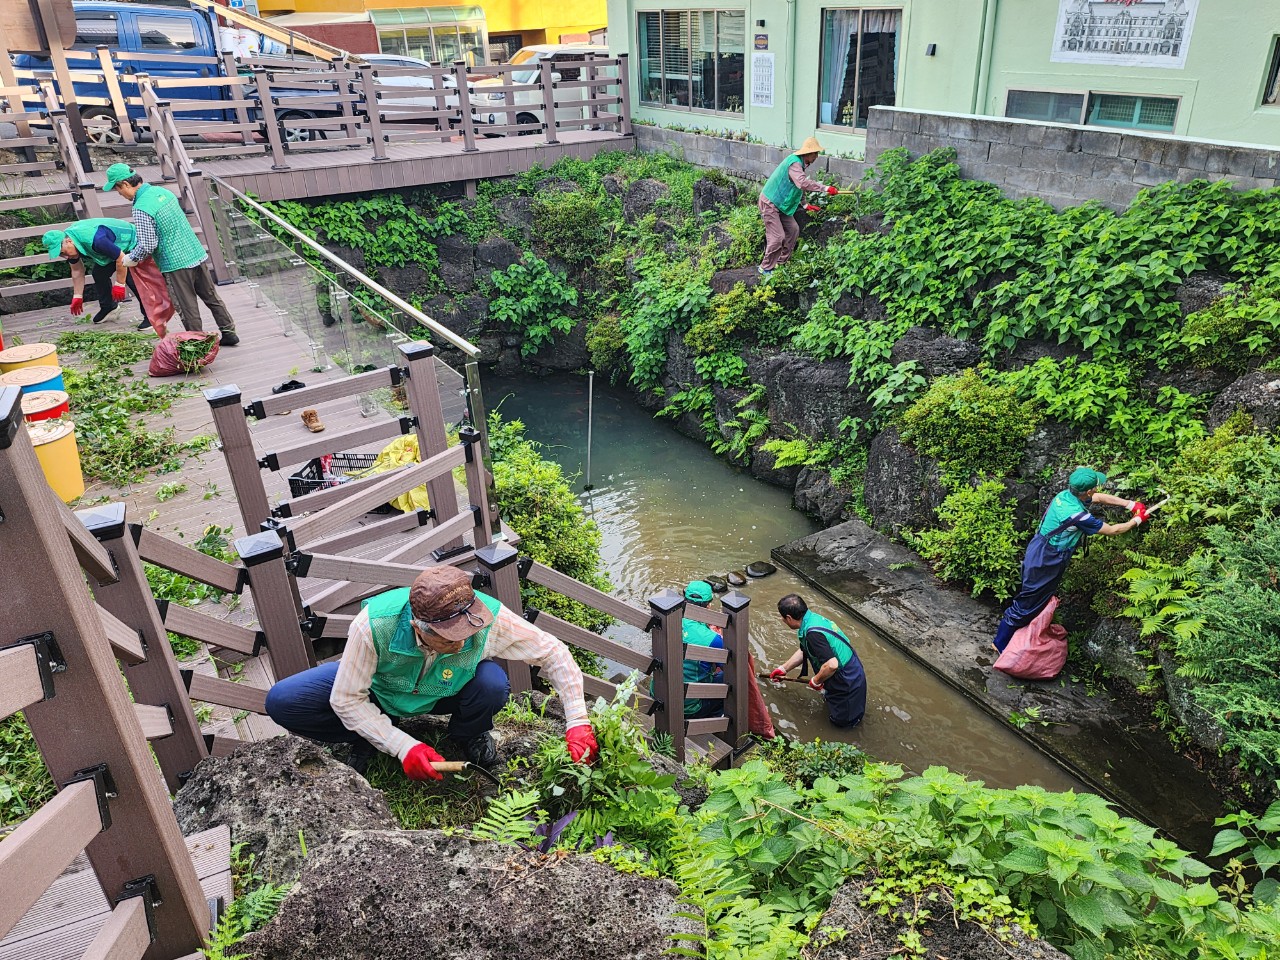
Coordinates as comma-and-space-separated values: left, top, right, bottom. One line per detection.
300, 409, 325, 433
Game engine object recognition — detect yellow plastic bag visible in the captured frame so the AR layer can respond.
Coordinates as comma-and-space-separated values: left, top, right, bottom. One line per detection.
351, 435, 431, 513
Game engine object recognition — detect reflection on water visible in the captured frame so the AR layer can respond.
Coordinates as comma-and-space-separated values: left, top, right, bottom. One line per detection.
491, 373, 1081, 792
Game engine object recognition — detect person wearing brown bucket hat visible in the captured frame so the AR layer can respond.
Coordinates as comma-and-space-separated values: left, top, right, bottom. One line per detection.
265, 565, 598, 777
757, 135, 840, 277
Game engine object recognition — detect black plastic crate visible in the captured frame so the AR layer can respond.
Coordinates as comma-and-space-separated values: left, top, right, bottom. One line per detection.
288, 453, 396, 514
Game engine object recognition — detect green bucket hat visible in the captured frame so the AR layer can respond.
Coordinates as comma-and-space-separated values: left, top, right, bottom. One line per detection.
1068, 467, 1107, 494
41, 229, 67, 261
102, 162, 136, 191
685, 580, 713, 604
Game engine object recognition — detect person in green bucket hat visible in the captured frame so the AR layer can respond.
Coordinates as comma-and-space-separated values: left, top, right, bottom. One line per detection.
103, 163, 239, 347
41, 217, 152, 326
651, 581, 726, 718
992, 467, 1148, 653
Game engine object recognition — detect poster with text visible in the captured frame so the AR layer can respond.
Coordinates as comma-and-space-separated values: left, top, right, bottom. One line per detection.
1050, 0, 1199, 70
751, 52, 775, 108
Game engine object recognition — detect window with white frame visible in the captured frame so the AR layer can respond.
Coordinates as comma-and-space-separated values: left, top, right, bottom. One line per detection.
637, 9, 745, 114
818, 8, 901, 130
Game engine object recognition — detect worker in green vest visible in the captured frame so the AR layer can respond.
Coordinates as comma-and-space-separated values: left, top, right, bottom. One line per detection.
41, 217, 152, 327
758, 136, 839, 278
650, 581, 726, 718
769, 593, 867, 728
102, 163, 239, 347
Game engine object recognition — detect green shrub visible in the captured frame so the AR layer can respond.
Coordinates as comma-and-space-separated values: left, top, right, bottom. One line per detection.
1177, 518, 1280, 779
586, 312, 627, 374
489, 253, 579, 357
623, 254, 714, 390
900, 369, 1039, 480
723, 203, 765, 265
531, 190, 607, 264
685, 282, 788, 356
1181, 279, 1280, 371
911, 481, 1022, 599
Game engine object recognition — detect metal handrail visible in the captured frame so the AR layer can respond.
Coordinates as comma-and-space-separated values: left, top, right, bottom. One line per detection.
206, 175, 482, 358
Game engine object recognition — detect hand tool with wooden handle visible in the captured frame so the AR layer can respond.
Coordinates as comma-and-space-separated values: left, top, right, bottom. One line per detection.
428, 760, 501, 787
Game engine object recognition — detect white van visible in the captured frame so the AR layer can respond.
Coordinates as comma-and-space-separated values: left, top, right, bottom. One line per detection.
471, 44, 610, 134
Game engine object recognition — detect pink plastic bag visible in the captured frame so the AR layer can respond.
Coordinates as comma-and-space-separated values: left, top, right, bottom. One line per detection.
994, 596, 1068, 681
129, 257, 173, 338
148, 332, 219, 377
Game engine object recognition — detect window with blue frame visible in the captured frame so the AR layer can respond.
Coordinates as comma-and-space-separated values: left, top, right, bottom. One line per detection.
1086, 93, 1177, 132
818, 8, 900, 130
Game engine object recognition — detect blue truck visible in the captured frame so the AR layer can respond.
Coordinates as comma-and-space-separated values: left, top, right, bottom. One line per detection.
13, 1, 331, 143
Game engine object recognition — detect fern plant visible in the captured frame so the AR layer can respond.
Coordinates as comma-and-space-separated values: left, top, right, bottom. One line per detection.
471, 789, 546, 846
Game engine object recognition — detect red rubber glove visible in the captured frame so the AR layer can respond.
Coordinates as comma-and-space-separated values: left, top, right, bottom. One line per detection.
70, 296, 84, 316
826, 185, 839, 196
803, 204, 821, 213
769, 668, 787, 683
111, 284, 127, 302
808, 677, 825, 692
401, 742, 444, 781
566, 724, 598, 764
1131, 501, 1149, 523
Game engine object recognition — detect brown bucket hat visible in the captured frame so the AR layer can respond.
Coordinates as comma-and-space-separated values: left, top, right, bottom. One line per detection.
408, 566, 494, 643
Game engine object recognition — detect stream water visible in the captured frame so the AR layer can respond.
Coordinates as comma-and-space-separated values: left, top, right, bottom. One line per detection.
489, 372, 1083, 793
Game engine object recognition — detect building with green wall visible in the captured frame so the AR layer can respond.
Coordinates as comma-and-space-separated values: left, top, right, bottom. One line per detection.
606, 0, 1280, 154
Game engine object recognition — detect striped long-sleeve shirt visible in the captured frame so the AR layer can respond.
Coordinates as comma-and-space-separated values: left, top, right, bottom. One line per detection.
329, 603, 589, 760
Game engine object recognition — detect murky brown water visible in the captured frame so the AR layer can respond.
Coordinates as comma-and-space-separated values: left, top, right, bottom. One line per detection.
489, 373, 1082, 792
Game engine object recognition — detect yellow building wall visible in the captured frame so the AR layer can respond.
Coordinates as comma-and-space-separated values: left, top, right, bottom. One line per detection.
284, 0, 605, 41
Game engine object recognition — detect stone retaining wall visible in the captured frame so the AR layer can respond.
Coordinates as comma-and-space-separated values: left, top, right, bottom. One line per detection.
634, 124, 868, 186
636, 110, 1280, 210
865, 107, 1280, 210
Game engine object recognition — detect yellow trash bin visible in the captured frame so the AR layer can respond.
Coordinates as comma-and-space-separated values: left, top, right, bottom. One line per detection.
29, 419, 85, 503
0, 343, 58, 373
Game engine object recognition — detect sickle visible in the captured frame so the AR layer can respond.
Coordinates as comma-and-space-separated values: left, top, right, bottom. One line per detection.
430, 760, 502, 787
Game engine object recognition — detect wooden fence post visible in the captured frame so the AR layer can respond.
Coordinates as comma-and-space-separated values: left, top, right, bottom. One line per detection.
235, 531, 315, 680
79, 504, 209, 791
648, 589, 686, 762
255, 67, 290, 170
357, 63, 388, 161
719, 590, 751, 748
617, 53, 633, 137
94, 45, 135, 145
397, 342, 462, 553
0, 389, 207, 957
451, 61, 479, 153
222, 51, 256, 146
205, 385, 272, 535
474, 542, 532, 695
538, 59, 560, 146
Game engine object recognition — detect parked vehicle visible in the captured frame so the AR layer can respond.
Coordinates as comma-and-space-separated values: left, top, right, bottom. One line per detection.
12, 1, 330, 143
471, 44, 609, 134
361, 53, 460, 116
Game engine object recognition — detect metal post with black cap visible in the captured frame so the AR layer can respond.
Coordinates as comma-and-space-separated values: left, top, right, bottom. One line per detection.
77, 503, 209, 790
474, 541, 532, 695
648, 588, 687, 762
235, 530, 315, 680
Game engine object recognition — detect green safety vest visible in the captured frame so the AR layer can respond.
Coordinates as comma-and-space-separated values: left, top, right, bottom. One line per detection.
762, 155, 805, 216
798, 610, 854, 670
363, 587, 502, 716
64, 217, 137, 268
649, 618, 723, 716
132, 183, 206, 274
1038, 490, 1094, 552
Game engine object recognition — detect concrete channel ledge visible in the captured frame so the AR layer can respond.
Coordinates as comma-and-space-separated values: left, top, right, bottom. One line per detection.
773, 518, 1223, 852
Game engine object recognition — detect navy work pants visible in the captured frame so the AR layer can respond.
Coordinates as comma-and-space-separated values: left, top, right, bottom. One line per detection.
823, 656, 867, 728
265, 659, 511, 743
993, 534, 1073, 652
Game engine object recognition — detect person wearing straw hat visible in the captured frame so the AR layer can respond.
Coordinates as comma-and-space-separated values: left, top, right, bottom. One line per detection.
265, 565, 599, 778
991, 467, 1147, 653
42, 219, 153, 327
758, 136, 839, 278
102, 163, 239, 347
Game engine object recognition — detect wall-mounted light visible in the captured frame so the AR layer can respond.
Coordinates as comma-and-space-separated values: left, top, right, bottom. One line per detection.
756, 19, 766, 27
925, 43, 937, 56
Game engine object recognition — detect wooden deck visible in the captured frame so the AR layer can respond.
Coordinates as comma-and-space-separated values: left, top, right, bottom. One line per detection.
1, 279, 472, 745
0, 825, 231, 960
